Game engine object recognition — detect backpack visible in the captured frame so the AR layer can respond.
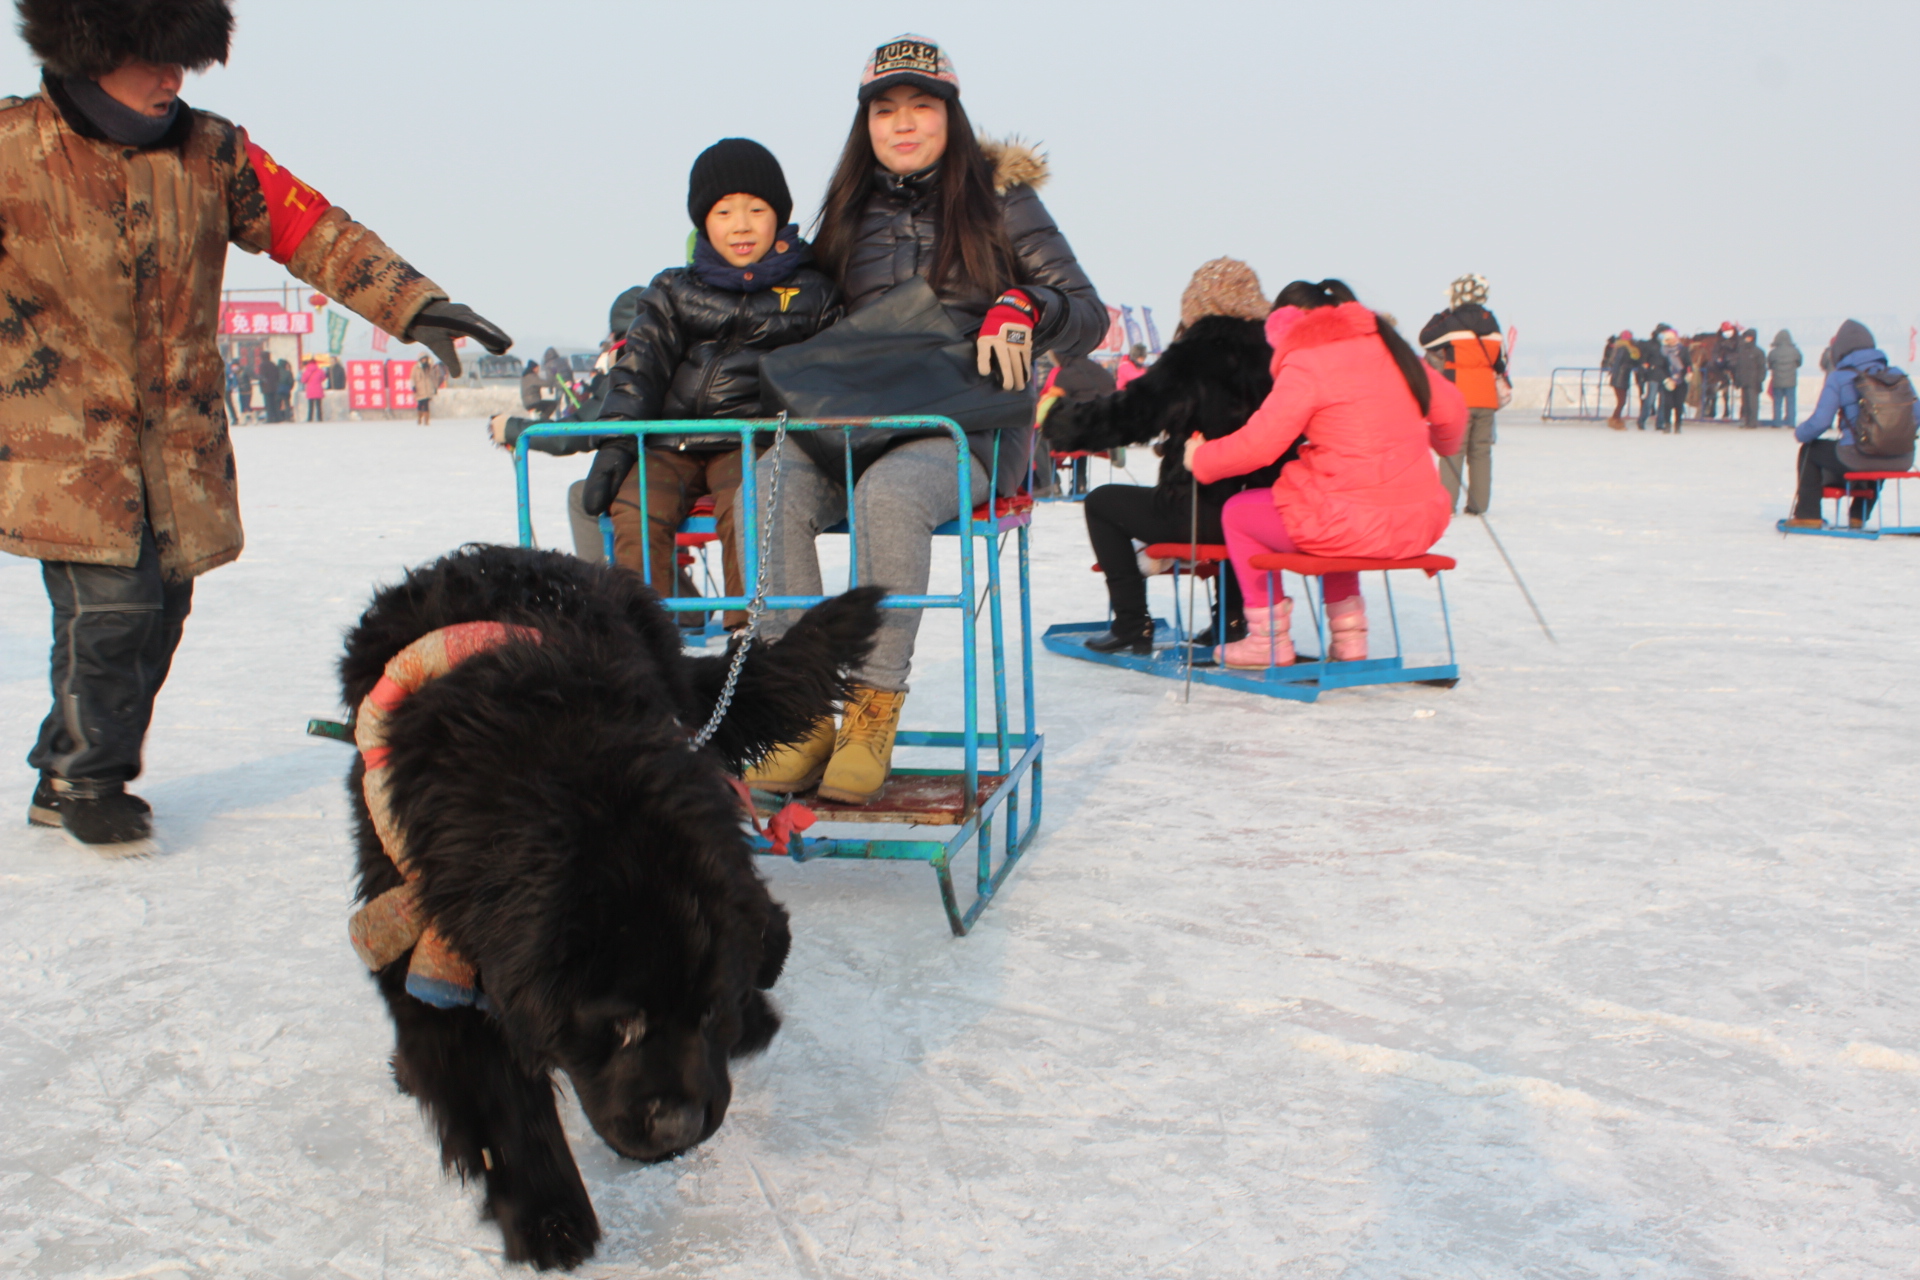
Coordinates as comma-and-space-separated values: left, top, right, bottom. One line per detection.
1850, 364, 1918, 457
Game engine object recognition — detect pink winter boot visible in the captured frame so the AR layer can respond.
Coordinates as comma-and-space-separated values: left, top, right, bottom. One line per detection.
1217, 599, 1295, 668
1327, 594, 1368, 661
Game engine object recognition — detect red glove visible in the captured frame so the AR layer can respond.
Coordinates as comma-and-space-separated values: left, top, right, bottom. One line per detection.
977, 289, 1037, 390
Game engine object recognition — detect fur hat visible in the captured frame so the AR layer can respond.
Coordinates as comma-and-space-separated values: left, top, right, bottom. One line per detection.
16, 0, 232, 80
1180, 258, 1268, 328
1448, 274, 1489, 309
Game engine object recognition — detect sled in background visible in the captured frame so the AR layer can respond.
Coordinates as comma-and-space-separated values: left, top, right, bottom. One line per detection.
1777, 482, 1886, 540
1045, 547, 1460, 703
517, 417, 1040, 937
1850, 470, 1920, 536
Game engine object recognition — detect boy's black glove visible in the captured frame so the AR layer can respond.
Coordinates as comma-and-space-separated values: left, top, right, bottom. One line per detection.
581, 438, 639, 516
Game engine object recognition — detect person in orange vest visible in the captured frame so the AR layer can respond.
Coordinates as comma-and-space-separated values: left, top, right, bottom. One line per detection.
1419, 274, 1507, 515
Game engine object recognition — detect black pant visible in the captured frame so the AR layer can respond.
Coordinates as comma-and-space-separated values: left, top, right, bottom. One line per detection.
1083, 483, 1240, 627
29, 523, 193, 783
1739, 385, 1761, 427
1795, 440, 1879, 522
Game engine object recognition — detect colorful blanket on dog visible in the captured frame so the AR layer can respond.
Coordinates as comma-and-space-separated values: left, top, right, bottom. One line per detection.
348, 622, 541, 1007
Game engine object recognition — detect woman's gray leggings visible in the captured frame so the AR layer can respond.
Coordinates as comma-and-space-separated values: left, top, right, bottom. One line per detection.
755, 435, 989, 693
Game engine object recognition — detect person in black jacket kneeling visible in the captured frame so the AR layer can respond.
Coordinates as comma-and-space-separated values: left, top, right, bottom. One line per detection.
578, 139, 840, 624
1044, 259, 1285, 654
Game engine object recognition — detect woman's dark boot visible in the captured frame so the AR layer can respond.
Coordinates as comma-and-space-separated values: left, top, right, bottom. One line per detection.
1085, 615, 1154, 655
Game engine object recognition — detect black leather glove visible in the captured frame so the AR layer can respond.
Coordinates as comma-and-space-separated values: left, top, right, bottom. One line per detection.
404, 301, 512, 378
581, 438, 639, 517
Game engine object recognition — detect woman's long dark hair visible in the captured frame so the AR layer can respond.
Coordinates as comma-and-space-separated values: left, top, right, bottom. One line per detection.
1274, 278, 1432, 415
812, 95, 1018, 299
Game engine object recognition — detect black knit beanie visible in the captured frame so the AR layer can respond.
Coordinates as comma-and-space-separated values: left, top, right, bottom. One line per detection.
687, 138, 792, 229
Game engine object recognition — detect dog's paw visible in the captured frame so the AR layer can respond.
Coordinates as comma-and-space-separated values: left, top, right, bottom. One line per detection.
786, 585, 885, 654
493, 1187, 602, 1271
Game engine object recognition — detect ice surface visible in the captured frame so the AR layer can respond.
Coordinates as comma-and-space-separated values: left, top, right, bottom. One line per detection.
2, 418, 1916, 1278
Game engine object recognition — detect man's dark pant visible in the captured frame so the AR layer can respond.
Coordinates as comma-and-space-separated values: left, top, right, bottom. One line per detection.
29, 523, 193, 783
1795, 440, 1876, 523
1740, 386, 1761, 427
1083, 483, 1241, 628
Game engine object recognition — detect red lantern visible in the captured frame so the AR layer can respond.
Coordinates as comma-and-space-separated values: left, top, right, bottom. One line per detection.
309, 292, 328, 310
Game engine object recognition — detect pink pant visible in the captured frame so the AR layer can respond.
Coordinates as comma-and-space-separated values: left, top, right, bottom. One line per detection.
1221, 490, 1359, 608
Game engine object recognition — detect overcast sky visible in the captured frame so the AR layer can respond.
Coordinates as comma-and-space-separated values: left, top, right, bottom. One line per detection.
6, 1, 1913, 371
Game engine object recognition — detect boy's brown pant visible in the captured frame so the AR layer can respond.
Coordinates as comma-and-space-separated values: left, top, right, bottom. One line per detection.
608, 446, 749, 626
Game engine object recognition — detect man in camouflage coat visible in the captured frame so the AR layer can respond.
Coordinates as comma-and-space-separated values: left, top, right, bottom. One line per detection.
1, 0, 512, 849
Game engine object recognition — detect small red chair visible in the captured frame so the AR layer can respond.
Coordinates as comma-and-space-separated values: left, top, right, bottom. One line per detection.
1235, 550, 1460, 695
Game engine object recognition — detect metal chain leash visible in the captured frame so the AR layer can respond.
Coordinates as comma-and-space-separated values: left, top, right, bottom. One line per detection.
690, 413, 790, 750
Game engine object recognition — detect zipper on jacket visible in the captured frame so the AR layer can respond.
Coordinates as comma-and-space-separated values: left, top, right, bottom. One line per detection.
691, 291, 753, 421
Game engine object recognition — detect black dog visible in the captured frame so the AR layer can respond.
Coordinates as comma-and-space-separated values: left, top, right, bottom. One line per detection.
337, 544, 881, 1269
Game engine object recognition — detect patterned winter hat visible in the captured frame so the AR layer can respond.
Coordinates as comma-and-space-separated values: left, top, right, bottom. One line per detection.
1180, 258, 1268, 328
1448, 274, 1489, 309
859, 34, 960, 102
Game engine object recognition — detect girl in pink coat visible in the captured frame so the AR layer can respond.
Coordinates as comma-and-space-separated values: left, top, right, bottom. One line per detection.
1184, 279, 1466, 668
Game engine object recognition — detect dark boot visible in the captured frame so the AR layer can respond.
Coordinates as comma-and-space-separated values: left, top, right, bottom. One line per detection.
1085, 615, 1154, 655
56, 778, 153, 853
28, 774, 60, 827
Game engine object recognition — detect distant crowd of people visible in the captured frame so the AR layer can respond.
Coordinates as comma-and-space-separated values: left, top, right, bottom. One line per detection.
1601, 324, 1800, 432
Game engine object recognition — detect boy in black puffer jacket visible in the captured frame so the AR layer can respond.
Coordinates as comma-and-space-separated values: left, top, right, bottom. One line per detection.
579, 139, 840, 622
1044, 258, 1290, 653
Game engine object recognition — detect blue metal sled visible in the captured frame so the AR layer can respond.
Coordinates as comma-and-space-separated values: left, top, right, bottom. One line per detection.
515, 417, 1041, 936
1044, 560, 1460, 703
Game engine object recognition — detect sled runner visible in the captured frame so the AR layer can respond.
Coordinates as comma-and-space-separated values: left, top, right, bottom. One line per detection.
1045, 550, 1460, 702
516, 417, 1041, 936
1777, 483, 1884, 539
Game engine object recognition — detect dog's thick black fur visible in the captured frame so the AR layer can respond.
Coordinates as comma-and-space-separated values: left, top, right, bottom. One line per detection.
1042, 314, 1288, 509
338, 544, 882, 1270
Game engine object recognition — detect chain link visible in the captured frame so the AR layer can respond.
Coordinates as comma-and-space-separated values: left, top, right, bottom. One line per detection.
690, 413, 789, 750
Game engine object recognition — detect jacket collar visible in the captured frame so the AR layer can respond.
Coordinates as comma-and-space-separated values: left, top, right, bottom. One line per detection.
690, 224, 814, 293
1265, 302, 1377, 363
872, 162, 939, 204
43, 72, 194, 151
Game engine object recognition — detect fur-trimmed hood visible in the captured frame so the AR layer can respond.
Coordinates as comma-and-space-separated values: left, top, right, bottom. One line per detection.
1266, 302, 1378, 369
979, 135, 1047, 194
16, 0, 232, 79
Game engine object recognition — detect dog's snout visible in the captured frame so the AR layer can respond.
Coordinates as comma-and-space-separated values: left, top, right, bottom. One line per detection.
643, 1098, 706, 1153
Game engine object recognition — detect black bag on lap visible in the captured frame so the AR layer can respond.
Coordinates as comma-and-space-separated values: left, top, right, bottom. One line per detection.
759, 278, 1036, 497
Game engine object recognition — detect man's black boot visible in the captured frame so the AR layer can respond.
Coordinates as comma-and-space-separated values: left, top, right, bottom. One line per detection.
1085, 616, 1155, 655
54, 778, 153, 852
28, 774, 60, 827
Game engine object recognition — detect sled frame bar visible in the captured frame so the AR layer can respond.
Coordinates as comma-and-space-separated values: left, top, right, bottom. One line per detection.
514, 417, 1041, 935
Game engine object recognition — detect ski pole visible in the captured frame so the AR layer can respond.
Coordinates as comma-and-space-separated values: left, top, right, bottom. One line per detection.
1478, 514, 1556, 644
1184, 472, 1199, 702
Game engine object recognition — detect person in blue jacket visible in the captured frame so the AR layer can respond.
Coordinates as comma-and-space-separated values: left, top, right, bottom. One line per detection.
1785, 320, 1916, 528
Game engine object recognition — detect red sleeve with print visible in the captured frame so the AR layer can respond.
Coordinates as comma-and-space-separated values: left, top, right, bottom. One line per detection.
244, 140, 332, 265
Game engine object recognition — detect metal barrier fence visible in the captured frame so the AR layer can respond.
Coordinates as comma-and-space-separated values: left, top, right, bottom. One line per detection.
1543, 368, 1610, 420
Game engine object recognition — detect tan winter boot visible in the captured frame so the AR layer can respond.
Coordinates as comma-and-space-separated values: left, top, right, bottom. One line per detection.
817, 686, 906, 805
743, 717, 836, 794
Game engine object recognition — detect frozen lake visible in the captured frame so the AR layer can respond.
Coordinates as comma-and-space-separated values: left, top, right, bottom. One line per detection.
2, 418, 1916, 1277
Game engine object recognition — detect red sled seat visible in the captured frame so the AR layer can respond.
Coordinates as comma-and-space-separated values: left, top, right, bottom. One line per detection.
1142, 542, 1229, 580
1249, 552, 1456, 578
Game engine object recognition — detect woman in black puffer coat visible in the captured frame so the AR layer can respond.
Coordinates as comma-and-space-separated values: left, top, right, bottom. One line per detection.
1043, 259, 1287, 653
744, 34, 1106, 806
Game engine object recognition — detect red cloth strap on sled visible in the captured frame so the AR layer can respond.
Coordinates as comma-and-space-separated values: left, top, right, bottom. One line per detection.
244, 138, 333, 265
1249, 552, 1456, 579
723, 773, 815, 856
349, 621, 541, 1008
1844, 472, 1920, 481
